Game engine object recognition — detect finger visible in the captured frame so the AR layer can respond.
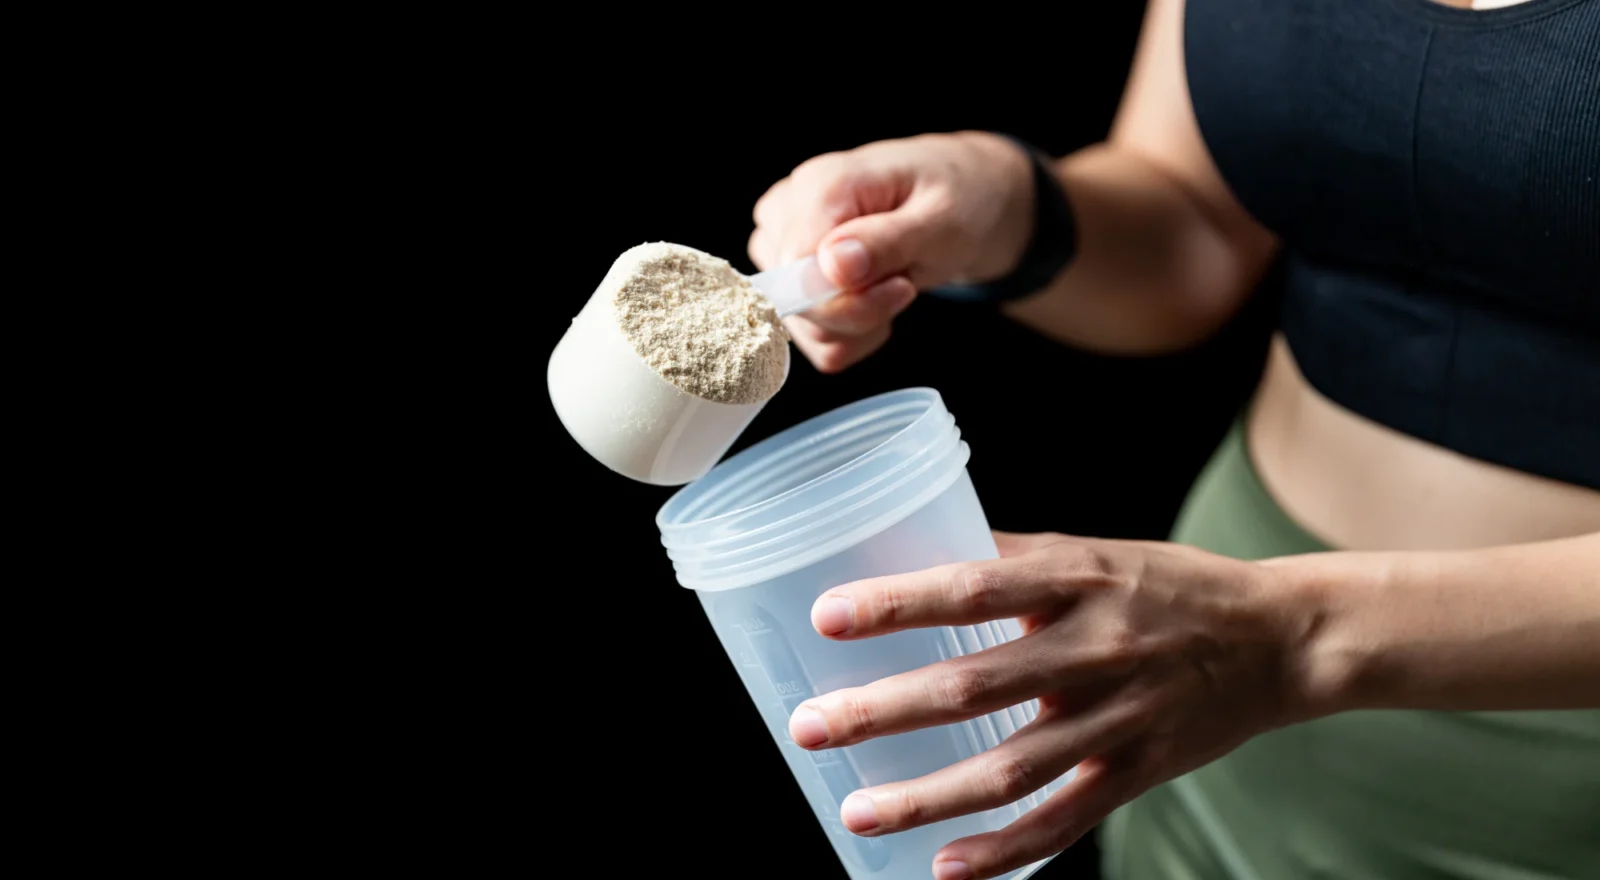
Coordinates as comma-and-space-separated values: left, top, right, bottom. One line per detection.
816, 196, 945, 290
935, 753, 1138, 880
801, 276, 917, 336
748, 227, 777, 271
785, 317, 890, 375
752, 177, 790, 228
812, 552, 1085, 639
788, 637, 1069, 749
832, 701, 1139, 838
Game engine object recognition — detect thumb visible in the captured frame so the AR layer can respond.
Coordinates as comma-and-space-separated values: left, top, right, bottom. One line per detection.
816, 199, 942, 291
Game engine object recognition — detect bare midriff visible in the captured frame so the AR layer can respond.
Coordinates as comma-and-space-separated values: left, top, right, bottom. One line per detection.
1246, 334, 1600, 551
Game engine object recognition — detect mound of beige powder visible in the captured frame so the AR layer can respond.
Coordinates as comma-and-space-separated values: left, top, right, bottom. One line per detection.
610, 242, 789, 405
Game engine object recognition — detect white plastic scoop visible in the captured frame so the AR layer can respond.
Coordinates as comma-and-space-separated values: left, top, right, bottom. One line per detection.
748, 254, 843, 318
548, 246, 842, 486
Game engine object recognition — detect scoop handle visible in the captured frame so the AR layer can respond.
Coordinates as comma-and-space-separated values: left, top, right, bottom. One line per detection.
749, 255, 842, 318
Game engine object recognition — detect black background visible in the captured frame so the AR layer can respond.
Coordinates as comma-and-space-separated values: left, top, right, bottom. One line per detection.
533, 9, 1279, 877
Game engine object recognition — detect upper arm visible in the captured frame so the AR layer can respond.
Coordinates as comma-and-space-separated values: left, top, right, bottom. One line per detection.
1108, 0, 1278, 265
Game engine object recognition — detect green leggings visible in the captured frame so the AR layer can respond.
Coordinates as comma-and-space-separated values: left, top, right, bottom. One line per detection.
1101, 421, 1600, 880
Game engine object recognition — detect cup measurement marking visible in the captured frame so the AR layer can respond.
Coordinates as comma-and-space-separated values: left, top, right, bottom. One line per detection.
730, 605, 890, 871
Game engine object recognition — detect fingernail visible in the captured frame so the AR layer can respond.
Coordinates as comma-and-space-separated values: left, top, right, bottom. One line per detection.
812, 596, 854, 635
825, 238, 871, 285
840, 792, 880, 834
933, 860, 973, 880
789, 706, 829, 747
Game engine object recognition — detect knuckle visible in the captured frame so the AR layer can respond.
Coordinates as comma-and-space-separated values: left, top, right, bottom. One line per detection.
1123, 694, 1163, 731
813, 346, 854, 374
835, 692, 879, 739
873, 583, 909, 626
794, 159, 853, 199
1049, 815, 1085, 851
871, 293, 909, 324
788, 158, 823, 182
812, 302, 873, 336
936, 664, 991, 711
1142, 731, 1178, 770
1049, 542, 1123, 592
1115, 736, 1173, 794
1104, 621, 1141, 658
1082, 545, 1123, 582
841, 304, 889, 334
920, 184, 959, 218
793, 150, 842, 176
983, 753, 1037, 801
956, 564, 1001, 613
753, 180, 790, 221
783, 314, 822, 338
887, 787, 928, 828
816, 177, 861, 220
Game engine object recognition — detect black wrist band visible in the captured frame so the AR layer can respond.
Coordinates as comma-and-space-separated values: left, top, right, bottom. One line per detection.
930, 135, 1079, 304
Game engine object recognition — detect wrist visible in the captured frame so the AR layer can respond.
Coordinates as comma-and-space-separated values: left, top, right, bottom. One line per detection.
1261, 551, 1396, 721
956, 131, 1037, 282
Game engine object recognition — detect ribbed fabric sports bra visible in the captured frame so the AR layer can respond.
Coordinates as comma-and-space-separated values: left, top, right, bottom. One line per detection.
1184, 0, 1599, 488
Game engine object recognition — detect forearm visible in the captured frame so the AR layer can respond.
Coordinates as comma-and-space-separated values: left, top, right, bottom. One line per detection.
1272, 532, 1600, 716
997, 144, 1275, 355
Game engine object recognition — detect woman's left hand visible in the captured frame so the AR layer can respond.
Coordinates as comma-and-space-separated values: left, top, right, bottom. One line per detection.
786, 530, 1323, 880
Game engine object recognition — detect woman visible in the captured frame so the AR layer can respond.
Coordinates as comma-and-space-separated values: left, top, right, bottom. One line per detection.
747, 0, 1599, 878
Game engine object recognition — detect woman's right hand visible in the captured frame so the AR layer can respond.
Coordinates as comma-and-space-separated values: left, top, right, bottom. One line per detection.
749, 132, 1036, 373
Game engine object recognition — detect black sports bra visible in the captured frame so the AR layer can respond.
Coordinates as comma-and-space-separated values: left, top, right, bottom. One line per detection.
1185, 0, 1600, 488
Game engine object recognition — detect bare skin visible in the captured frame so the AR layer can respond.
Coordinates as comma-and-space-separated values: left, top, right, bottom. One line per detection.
1249, 335, 1600, 551
745, 0, 1595, 876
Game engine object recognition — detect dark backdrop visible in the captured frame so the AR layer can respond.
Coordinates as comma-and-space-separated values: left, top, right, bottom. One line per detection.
536, 11, 1277, 877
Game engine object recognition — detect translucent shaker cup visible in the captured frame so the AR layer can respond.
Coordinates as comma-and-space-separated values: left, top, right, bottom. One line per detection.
657, 388, 1066, 880
548, 249, 841, 486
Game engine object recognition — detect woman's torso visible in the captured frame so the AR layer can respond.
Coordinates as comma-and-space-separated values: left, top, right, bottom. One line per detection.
1250, 335, 1600, 550
1194, 0, 1600, 551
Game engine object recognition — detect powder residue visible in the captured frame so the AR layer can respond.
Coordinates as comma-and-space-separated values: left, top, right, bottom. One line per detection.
610, 242, 789, 405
